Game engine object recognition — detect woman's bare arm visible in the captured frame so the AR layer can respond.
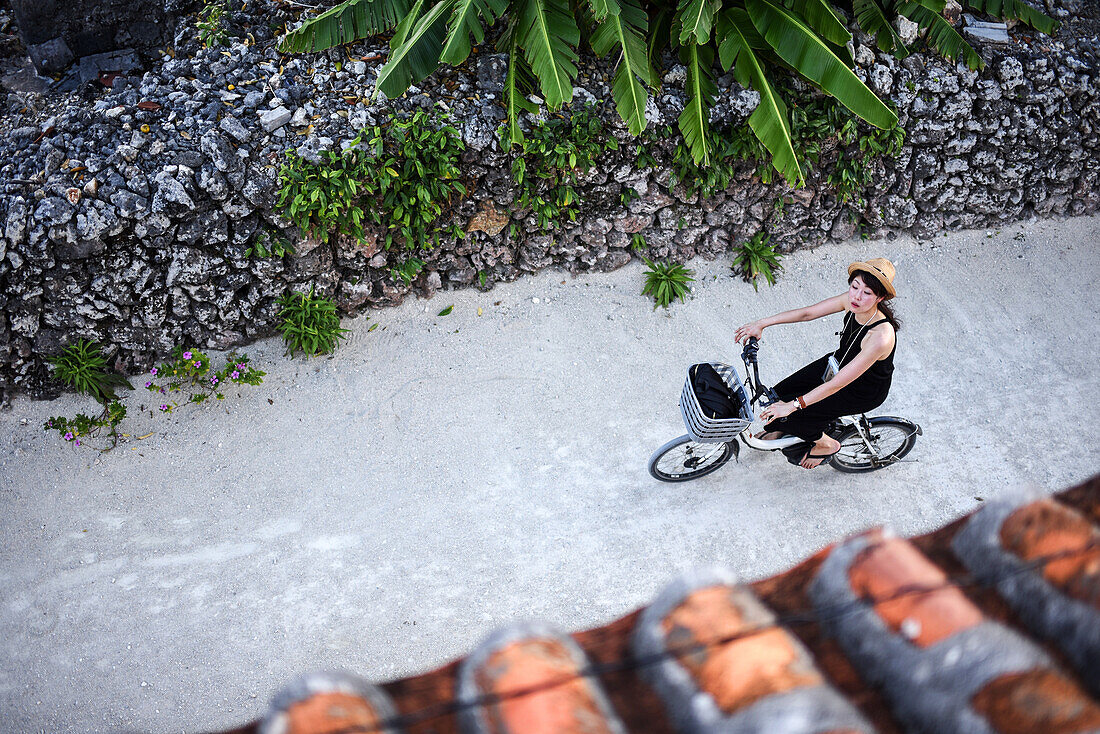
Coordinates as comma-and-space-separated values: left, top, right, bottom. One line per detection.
735, 294, 847, 344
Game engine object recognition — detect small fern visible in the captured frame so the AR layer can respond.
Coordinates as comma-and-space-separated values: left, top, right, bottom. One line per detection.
642, 257, 694, 309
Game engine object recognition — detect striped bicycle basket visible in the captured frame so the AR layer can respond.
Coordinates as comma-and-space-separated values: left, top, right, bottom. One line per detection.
679, 362, 755, 443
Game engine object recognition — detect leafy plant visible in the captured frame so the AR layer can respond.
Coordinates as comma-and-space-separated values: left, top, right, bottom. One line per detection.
43, 402, 127, 450
390, 257, 425, 285
277, 287, 350, 357
641, 256, 694, 309
275, 108, 466, 251
196, 0, 229, 47
732, 231, 782, 290
668, 125, 769, 198
246, 230, 296, 258
44, 342, 265, 451
277, 147, 372, 244
144, 348, 266, 412
631, 232, 647, 251
511, 106, 618, 230
280, 0, 1054, 186
47, 339, 133, 405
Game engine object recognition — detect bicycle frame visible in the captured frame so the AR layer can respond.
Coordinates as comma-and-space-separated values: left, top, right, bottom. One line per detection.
736, 338, 804, 452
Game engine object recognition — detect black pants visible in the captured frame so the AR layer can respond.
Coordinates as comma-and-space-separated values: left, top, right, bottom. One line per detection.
764, 355, 889, 442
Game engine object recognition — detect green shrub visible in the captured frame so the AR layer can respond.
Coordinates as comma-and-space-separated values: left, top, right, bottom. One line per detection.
196, 0, 229, 47
641, 257, 694, 309
511, 106, 618, 230
733, 232, 782, 291
276, 108, 466, 251
277, 147, 371, 244
390, 257, 425, 286
246, 230, 296, 258
277, 287, 349, 357
47, 339, 133, 405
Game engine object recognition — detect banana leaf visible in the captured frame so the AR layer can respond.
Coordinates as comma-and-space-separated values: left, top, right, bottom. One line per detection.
502, 24, 538, 145
967, 0, 1058, 33
376, 0, 454, 97
279, 0, 411, 53
677, 42, 717, 165
592, 0, 655, 135
517, 0, 581, 108
675, 0, 721, 46
440, 0, 509, 64
898, 1, 984, 69
790, 0, 851, 46
719, 8, 804, 185
853, 0, 910, 56
747, 0, 898, 129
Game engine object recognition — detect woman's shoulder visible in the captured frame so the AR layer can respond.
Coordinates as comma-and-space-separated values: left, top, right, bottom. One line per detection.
865, 319, 896, 353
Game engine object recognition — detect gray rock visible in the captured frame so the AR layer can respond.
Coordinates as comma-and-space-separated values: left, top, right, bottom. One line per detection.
151, 172, 196, 213
109, 190, 149, 219
243, 90, 267, 109
200, 130, 238, 172
219, 115, 252, 143
27, 37, 74, 75
197, 165, 230, 201
258, 106, 292, 133
34, 197, 74, 227
896, 16, 919, 46
996, 57, 1025, 90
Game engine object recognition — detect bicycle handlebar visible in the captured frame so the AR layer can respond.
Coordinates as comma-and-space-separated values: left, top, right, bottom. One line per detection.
739, 337, 779, 406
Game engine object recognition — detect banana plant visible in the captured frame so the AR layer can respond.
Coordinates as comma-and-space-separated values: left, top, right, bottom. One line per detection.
280, 0, 1056, 183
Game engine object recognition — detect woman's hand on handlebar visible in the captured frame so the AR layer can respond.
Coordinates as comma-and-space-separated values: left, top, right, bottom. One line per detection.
758, 401, 797, 423
735, 321, 764, 344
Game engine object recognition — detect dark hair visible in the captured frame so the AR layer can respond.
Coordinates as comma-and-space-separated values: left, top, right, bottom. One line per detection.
850, 270, 901, 332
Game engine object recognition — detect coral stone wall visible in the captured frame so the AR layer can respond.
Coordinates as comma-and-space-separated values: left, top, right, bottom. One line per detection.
1, 1, 1098, 401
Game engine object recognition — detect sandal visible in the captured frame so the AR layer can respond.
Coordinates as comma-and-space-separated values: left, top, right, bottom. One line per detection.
800, 446, 841, 468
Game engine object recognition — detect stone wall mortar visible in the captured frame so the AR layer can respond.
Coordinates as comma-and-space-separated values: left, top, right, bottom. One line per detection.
1, 4, 1098, 401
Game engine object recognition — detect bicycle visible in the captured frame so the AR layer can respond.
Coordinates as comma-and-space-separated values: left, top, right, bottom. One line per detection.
648, 337, 922, 481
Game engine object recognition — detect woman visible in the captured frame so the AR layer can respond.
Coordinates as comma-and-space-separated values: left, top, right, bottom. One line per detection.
734, 258, 900, 469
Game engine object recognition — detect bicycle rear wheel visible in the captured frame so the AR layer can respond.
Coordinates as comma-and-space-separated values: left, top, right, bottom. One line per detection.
649, 435, 733, 482
831, 418, 918, 473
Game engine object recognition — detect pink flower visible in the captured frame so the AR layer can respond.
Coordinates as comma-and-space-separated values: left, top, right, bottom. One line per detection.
183, 351, 193, 359
230, 370, 239, 379
150, 367, 158, 376
145, 381, 152, 388
159, 404, 169, 411
75, 440, 81, 446
235, 362, 245, 370
64, 432, 74, 441
194, 360, 202, 368
210, 376, 219, 385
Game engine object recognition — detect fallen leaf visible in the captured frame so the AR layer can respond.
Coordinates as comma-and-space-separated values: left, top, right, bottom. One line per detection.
136, 433, 154, 440
368, 323, 379, 332
477, 307, 483, 316
438, 305, 453, 316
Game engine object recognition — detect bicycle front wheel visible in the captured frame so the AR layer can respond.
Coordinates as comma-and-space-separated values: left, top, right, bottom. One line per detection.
649, 435, 733, 482
831, 418, 918, 473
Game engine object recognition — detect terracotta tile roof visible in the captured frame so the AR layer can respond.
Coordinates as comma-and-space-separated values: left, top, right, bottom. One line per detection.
221, 474, 1100, 734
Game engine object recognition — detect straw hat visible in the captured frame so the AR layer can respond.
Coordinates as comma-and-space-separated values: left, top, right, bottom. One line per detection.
848, 258, 897, 298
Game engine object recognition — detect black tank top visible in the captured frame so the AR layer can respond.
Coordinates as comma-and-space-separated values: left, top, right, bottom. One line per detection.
836, 311, 895, 392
